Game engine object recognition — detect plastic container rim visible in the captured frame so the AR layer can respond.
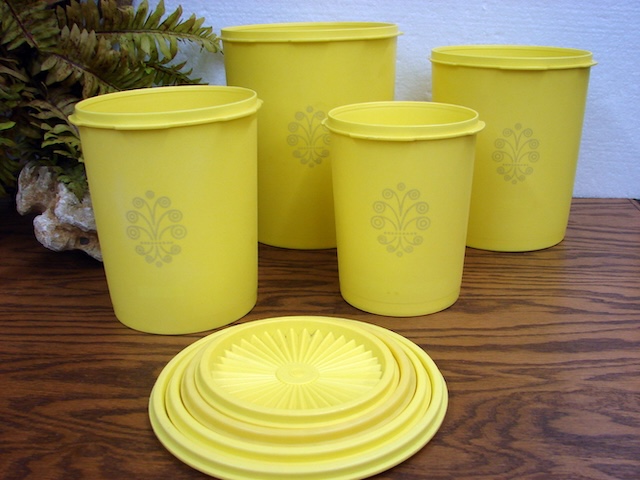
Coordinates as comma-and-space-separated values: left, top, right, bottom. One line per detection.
220, 21, 400, 43
69, 85, 262, 130
324, 101, 485, 141
430, 44, 596, 70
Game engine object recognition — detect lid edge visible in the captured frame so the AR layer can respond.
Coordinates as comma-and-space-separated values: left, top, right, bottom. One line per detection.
430, 44, 596, 70
69, 86, 261, 130
221, 21, 400, 43
325, 102, 485, 141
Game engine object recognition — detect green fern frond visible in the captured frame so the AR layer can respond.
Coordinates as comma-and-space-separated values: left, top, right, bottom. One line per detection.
146, 59, 202, 85
42, 23, 155, 97
28, 92, 78, 122
29, 93, 80, 159
52, 161, 88, 199
0, 120, 20, 196
1, 0, 222, 199
58, 0, 220, 64
0, 53, 38, 195
0, 57, 30, 105
0, 0, 60, 51
41, 123, 81, 158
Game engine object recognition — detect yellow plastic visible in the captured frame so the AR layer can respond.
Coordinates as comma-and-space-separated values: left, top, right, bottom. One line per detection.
221, 22, 400, 249
69, 86, 262, 334
431, 45, 596, 251
325, 102, 484, 316
148, 315, 448, 479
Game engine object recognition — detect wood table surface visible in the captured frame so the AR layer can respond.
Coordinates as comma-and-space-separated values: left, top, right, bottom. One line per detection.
1, 198, 639, 480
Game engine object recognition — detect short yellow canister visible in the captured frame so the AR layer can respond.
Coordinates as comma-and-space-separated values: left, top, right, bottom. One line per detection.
325, 101, 484, 316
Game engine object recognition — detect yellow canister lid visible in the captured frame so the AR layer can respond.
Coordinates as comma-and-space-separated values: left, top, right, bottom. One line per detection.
149, 316, 448, 479
69, 85, 261, 130
220, 22, 400, 43
430, 45, 596, 70
325, 101, 485, 141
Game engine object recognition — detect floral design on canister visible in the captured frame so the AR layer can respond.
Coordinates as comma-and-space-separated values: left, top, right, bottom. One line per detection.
125, 191, 186, 267
371, 183, 430, 257
287, 106, 330, 167
492, 123, 540, 184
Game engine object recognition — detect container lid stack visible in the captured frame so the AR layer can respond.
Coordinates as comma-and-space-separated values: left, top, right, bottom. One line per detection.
149, 315, 448, 479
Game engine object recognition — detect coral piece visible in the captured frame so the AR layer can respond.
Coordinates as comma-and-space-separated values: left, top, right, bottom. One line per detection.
16, 162, 101, 261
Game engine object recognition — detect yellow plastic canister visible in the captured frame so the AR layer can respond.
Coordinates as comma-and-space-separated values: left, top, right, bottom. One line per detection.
431, 45, 596, 251
221, 22, 400, 249
325, 102, 484, 316
70, 86, 261, 334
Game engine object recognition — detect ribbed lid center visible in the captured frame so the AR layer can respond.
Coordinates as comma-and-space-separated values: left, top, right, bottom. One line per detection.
276, 363, 320, 384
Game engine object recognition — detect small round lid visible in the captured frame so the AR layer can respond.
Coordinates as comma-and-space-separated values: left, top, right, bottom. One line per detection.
325, 101, 485, 141
149, 316, 448, 479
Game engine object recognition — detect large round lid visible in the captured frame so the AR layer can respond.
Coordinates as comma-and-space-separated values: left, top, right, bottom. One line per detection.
430, 45, 596, 70
69, 85, 261, 130
220, 22, 399, 43
149, 316, 448, 479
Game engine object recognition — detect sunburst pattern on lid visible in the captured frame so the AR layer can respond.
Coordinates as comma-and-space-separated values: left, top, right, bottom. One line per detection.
209, 328, 383, 409
149, 316, 448, 480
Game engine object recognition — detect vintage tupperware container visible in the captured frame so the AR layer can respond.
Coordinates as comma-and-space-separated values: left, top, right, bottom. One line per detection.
431, 45, 596, 251
221, 22, 400, 249
325, 101, 484, 316
70, 86, 262, 334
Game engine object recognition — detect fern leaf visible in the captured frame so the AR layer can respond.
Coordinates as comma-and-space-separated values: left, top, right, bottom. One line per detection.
54, 0, 220, 85
0, 154, 20, 195
53, 161, 88, 199
0, 119, 19, 196
0, 57, 30, 104
158, 4, 183, 31
44, 24, 154, 97
57, 0, 100, 33
0, 120, 16, 132
0, 67, 29, 85
143, 0, 167, 29
148, 60, 202, 86
1, 0, 221, 198
28, 95, 78, 123
1, 0, 60, 51
102, 0, 219, 62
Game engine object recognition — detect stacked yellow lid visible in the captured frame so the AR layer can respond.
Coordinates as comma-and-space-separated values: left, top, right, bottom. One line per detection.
149, 316, 448, 479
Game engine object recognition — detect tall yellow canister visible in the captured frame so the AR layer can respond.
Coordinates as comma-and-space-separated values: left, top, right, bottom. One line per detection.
70, 86, 261, 334
221, 22, 400, 249
431, 45, 596, 251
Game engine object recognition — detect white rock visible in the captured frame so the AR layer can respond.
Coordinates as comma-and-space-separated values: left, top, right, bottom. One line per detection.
16, 162, 102, 261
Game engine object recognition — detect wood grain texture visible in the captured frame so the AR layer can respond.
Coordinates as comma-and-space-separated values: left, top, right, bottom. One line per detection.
1, 198, 639, 480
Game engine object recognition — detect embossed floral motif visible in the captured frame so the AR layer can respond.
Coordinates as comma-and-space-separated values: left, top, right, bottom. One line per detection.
492, 123, 540, 184
371, 183, 430, 256
125, 191, 186, 267
287, 106, 330, 167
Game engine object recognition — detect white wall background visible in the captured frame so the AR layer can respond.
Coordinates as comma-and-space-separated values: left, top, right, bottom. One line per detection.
139, 0, 640, 198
